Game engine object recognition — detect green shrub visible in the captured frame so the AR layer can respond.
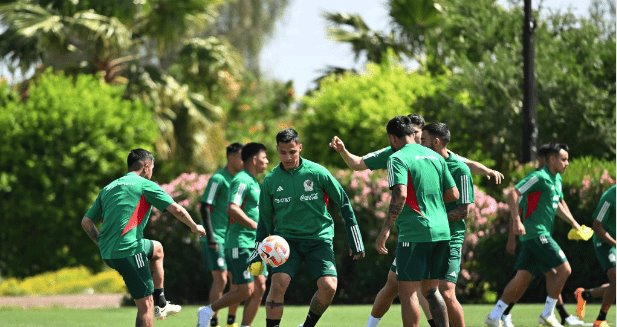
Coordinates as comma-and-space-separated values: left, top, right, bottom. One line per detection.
0, 70, 158, 278
0, 266, 125, 296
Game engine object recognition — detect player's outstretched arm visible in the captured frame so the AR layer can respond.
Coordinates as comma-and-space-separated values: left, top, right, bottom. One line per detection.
81, 216, 99, 246
199, 203, 217, 248
166, 202, 206, 236
592, 220, 616, 247
557, 200, 582, 230
464, 159, 504, 184
507, 188, 526, 236
329, 136, 368, 171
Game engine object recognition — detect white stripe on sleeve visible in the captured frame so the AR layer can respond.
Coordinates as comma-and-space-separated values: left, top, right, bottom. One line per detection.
387, 160, 395, 188
206, 182, 219, 204
595, 201, 611, 222
517, 176, 539, 194
350, 225, 363, 251
233, 183, 246, 205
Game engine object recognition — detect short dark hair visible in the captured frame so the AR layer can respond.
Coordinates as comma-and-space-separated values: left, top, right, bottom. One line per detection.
226, 142, 243, 156
276, 128, 300, 144
544, 142, 569, 158
386, 115, 414, 138
127, 148, 154, 171
241, 142, 267, 162
422, 122, 451, 145
407, 113, 425, 127
537, 143, 552, 159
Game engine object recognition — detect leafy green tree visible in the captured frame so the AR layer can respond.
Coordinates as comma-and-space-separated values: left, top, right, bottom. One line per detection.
0, 70, 157, 277
301, 57, 445, 167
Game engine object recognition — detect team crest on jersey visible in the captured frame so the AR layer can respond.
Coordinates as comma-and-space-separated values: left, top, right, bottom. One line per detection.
303, 179, 314, 192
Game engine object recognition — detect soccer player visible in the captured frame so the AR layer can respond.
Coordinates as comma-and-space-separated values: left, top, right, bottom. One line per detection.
80, 148, 206, 327
252, 128, 365, 327
501, 143, 585, 327
485, 143, 582, 327
200, 142, 244, 327
329, 114, 498, 327
197, 143, 270, 327
582, 184, 615, 327
376, 115, 459, 327
420, 122, 474, 327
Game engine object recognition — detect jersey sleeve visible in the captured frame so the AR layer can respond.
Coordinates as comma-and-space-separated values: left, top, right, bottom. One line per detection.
456, 165, 474, 205
201, 174, 222, 205
387, 156, 408, 188
319, 167, 364, 254
449, 151, 469, 163
362, 146, 393, 171
515, 172, 541, 195
85, 193, 103, 221
228, 179, 247, 206
593, 191, 613, 224
143, 180, 175, 211
256, 177, 274, 242
441, 158, 456, 191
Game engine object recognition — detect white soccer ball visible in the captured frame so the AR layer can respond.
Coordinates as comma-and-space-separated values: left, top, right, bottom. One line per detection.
258, 235, 290, 267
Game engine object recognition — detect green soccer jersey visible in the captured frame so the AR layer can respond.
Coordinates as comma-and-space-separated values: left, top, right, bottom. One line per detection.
445, 152, 475, 245
363, 147, 469, 171
200, 168, 234, 244
226, 170, 260, 249
592, 185, 616, 242
387, 144, 456, 242
256, 158, 364, 254
85, 172, 174, 259
515, 166, 563, 241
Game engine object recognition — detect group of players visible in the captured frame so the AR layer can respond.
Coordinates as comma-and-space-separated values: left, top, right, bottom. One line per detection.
81, 112, 615, 327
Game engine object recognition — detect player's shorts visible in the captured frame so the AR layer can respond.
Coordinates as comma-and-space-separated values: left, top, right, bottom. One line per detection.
271, 238, 337, 280
104, 252, 153, 299
593, 240, 616, 272
514, 235, 567, 275
141, 239, 154, 260
443, 243, 463, 283
201, 240, 227, 271
226, 247, 267, 284
390, 257, 397, 273
396, 240, 449, 281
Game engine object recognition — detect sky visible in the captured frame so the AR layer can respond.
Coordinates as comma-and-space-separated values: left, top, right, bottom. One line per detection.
259, 0, 594, 96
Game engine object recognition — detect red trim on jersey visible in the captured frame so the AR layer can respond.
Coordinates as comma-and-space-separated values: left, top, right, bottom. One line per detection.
121, 195, 151, 236
323, 191, 329, 207
524, 191, 542, 220
405, 172, 424, 217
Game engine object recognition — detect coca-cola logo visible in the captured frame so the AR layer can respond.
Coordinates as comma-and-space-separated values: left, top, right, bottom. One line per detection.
300, 193, 319, 201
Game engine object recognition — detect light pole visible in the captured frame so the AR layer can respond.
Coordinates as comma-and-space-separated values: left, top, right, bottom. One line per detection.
522, 0, 537, 163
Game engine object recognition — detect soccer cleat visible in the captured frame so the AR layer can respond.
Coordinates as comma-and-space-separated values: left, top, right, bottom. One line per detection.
593, 321, 609, 327
154, 301, 182, 320
502, 313, 515, 327
574, 288, 587, 319
226, 324, 238, 327
485, 314, 504, 327
196, 305, 214, 327
538, 314, 565, 327
564, 315, 587, 326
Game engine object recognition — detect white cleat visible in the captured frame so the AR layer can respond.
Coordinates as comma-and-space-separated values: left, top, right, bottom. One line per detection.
502, 313, 515, 327
538, 314, 565, 327
196, 305, 214, 327
564, 315, 588, 326
485, 314, 504, 327
154, 301, 181, 320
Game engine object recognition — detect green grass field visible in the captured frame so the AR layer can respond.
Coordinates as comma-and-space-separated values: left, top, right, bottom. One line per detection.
0, 304, 613, 327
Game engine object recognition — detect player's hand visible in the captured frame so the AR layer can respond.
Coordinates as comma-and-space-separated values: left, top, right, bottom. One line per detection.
486, 169, 504, 184
192, 224, 206, 236
514, 221, 526, 236
247, 261, 264, 276
506, 236, 516, 255
329, 136, 346, 153
349, 248, 365, 260
375, 229, 390, 255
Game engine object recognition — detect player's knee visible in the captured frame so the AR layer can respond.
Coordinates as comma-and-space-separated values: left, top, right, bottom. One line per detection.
238, 284, 252, 299
269, 278, 290, 297
318, 277, 337, 297
440, 287, 456, 303
151, 241, 164, 260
